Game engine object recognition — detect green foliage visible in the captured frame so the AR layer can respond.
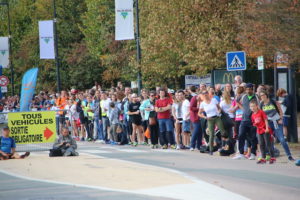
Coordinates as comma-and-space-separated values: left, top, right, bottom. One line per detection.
0, 0, 299, 93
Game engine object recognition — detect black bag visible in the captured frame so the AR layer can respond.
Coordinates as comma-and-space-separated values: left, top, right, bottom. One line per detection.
221, 110, 234, 128
49, 149, 63, 157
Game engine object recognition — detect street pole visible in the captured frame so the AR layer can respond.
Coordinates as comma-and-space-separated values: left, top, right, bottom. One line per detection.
135, 0, 142, 95
53, 0, 61, 92
261, 69, 265, 84
288, 64, 298, 143
0, 1, 14, 96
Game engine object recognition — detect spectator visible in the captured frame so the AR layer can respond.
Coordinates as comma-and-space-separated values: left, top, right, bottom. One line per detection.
140, 91, 159, 149
109, 102, 120, 144
52, 127, 78, 156
233, 83, 259, 160
155, 88, 175, 149
0, 126, 30, 160
190, 92, 202, 151
198, 90, 226, 155
277, 88, 292, 139
260, 91, 295, 161
250, 101, 275, 164
128, 93, 144, 146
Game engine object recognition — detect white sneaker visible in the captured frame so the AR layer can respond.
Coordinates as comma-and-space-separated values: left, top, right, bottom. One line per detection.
190, 148, 195, 151
232, 154, 246, 160
95, 140, 102, 143
176, 145, 181, 150
249, 153, 256, 160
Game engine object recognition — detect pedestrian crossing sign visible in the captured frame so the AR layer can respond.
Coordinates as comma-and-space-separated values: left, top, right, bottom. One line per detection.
226, 51, 246, 71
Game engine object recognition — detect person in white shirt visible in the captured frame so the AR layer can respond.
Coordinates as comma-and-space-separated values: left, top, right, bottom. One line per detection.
181, 91, 191, 149
220, 91, 235, 149
69, 99, 79, 139
198, 90, 226, 155
172, 92, 183, 150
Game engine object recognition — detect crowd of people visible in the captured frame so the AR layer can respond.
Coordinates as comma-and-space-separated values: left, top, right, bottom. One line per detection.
0, 76, 297, 164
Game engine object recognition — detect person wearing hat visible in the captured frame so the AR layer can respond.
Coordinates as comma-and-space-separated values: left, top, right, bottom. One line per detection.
233, 83, 259, 160
0, 126, 30, 160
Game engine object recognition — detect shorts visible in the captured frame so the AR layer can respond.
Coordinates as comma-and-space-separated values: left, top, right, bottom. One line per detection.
131, 115, 142, 126
132, 118, 142, 126
182, 120, 191, 133
176, 118, 183, 124
283, 116, 289, 127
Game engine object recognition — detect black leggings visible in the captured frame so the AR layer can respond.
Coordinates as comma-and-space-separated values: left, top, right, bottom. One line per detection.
149, 123, 159, 145
257, 133, 274, 158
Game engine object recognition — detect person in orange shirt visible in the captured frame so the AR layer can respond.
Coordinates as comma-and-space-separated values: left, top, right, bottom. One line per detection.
55, 90, 68, 134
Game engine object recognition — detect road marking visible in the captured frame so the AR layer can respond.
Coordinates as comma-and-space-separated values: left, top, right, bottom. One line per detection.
153, 149, 183, 153
80, 150, 110, 154
0, 153, 249, 200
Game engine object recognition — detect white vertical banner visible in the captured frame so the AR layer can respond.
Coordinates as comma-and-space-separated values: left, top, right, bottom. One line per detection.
0, 37, 9, 68
39, 20, 55, 59
115, 0, 134, 40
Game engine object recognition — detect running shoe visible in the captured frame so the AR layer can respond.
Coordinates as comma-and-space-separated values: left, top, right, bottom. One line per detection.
170, 145, 176, 149
257, 159, 266, 164
176, 145, 181, 150
288, 156, 295, 161
232, 154, 246, 160
132, 142, 138, 147
162, 145, 168, 149
266, 155, 271, 161
249, 153, 256, 160
269, 157, 276, 164
20, 152, 30, 159
151, 144, 155, 149
190, 148, 195, 151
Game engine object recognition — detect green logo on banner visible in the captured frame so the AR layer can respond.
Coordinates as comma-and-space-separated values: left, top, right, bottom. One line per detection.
1, 50, 6, 56
121, 12, 128, 19
44, 38, 51, 44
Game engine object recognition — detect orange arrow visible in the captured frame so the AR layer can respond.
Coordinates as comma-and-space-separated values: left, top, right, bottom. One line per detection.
44, 127, 54, 140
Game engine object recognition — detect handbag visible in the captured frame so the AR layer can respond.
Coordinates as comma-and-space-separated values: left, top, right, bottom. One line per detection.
144, 127, 151, 139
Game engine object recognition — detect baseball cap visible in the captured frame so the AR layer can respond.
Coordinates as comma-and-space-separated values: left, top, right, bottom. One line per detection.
245, 83, 253, 88
2, 125, 9, 130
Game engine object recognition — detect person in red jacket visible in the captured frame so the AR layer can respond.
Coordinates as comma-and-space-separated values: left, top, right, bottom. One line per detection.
189, 92, 202, 151
250, 101, 276, 164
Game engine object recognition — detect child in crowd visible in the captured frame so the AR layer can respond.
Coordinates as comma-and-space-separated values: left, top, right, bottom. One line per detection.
250, 101, 276, 164
109, 102, 120, 144
116, 124, 128, 145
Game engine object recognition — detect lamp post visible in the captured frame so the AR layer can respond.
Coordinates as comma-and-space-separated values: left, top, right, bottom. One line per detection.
53, 0, 61, 92
0, 1, 14, 96
135, 0, 142, 94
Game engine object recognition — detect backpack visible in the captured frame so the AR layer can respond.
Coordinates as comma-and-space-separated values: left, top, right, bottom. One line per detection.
49, 148, 63, 157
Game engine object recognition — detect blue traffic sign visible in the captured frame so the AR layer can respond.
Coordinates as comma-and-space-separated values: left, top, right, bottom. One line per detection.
226, 51, 246, 71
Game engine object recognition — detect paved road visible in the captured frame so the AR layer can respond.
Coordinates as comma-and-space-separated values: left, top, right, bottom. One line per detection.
1, 142, 299, 200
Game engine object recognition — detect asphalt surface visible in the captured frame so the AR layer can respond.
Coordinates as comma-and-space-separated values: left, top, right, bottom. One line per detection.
1, 142, 299, 200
